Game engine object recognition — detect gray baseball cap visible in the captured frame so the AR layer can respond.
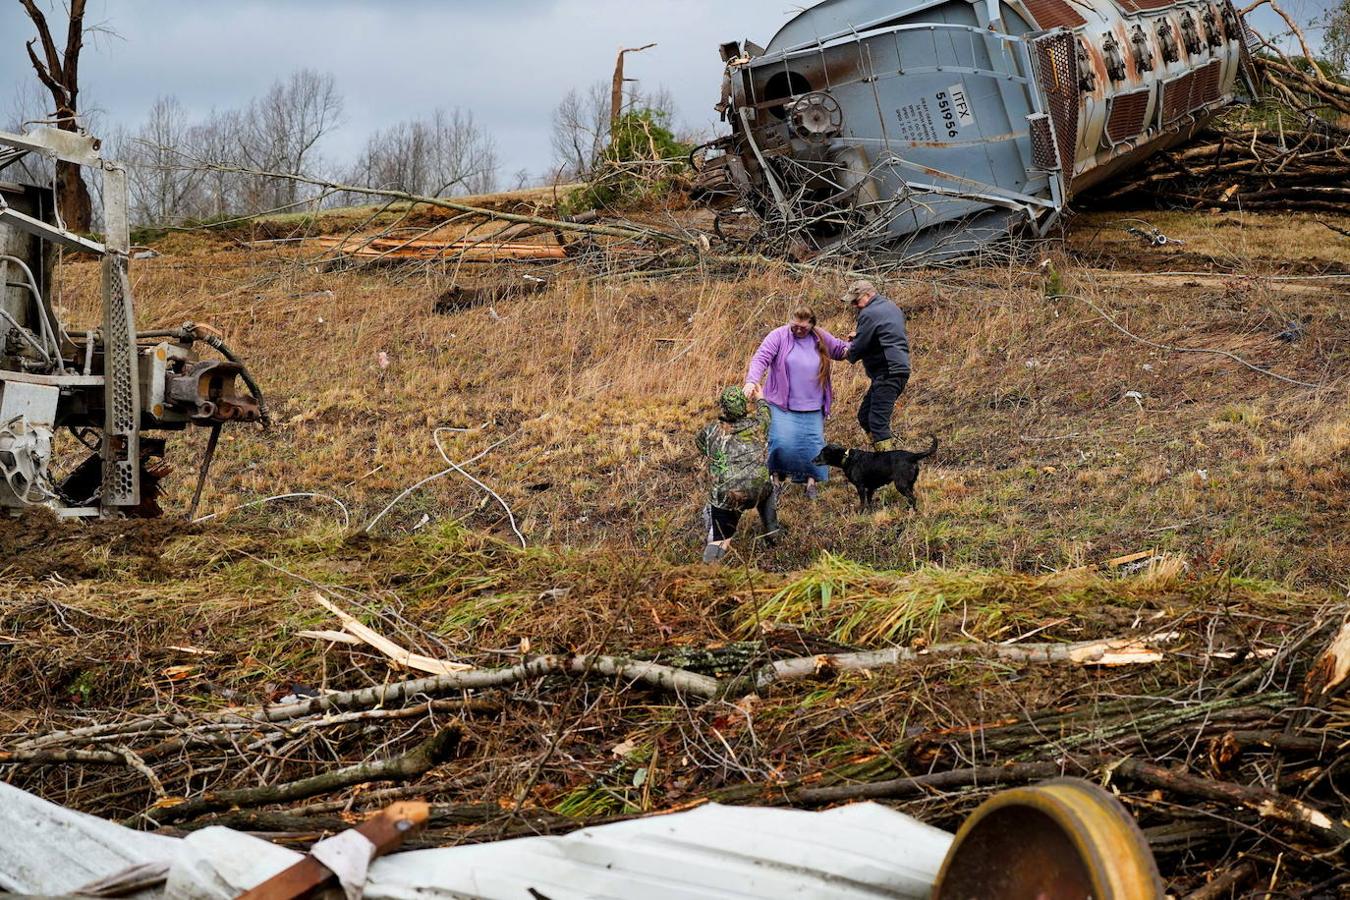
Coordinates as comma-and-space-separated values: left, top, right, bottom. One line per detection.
841, 280, 876, 303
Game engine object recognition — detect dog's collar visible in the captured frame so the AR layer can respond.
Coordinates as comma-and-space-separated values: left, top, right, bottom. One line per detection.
842, 449, 855, 467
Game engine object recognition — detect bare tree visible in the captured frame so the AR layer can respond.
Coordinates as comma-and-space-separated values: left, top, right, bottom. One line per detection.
1326, 0, 1350, 75
187, 109, 248, 220
550, 81, 612, 179
234, 70, 344, 210
17, 0, 94, 230
113, 96, 205, 226
348, 108, 498, 198
4, 81, 55, 185
550, 79, 678, 179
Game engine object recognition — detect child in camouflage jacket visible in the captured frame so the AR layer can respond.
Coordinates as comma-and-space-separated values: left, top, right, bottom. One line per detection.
696, 386, 780, 563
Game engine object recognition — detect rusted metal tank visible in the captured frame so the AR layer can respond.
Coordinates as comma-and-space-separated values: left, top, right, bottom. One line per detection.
698, 0, 1252, 258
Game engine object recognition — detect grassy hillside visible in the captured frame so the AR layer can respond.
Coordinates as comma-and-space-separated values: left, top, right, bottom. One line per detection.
50, 207, 1350, 581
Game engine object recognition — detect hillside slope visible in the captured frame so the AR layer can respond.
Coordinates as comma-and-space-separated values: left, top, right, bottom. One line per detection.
52, 207, 1350, 580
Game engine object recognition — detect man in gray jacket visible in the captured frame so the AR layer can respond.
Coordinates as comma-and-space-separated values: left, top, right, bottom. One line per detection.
842, 280, 910, 451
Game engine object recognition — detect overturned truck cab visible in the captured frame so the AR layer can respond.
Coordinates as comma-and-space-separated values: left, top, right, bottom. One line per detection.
697, 0, 1252, 259
0, 127, 266, 518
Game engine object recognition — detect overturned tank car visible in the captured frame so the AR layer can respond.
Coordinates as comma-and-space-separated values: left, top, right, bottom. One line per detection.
696, 0, 1253, 258
0, 127, 266, 518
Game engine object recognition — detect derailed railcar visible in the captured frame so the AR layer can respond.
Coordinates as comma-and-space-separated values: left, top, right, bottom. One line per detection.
698, 0, 1253, 258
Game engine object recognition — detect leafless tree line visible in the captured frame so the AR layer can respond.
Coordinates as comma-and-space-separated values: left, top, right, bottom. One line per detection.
550, 79, 678, 180
345, 108, 499, 202
8, 64, 686, 228
89, 70, 503, 227
7, 77, 504, 228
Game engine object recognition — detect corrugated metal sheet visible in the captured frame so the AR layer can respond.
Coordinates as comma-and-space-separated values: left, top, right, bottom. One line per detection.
373, 803, 953, 899
1023, 0, 1087, 29
0, 782, 179, 895
0, 782, 954, 900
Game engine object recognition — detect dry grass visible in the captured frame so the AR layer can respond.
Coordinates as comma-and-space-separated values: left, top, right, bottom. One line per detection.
41, 206, 1349, 584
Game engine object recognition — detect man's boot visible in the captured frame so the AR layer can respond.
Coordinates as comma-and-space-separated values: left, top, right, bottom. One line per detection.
872, 436, 897, 452
703, 543, 727, 563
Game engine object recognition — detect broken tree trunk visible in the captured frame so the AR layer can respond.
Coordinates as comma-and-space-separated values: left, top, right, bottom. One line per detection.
610, 44, 656, 138
144, 727, 460, 826
1302, 619, 1350, 704
732, 633, 1179, 696
1107, 757, 1350, 848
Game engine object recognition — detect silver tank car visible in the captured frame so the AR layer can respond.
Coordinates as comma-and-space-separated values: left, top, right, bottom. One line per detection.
699, 0, 1253, 258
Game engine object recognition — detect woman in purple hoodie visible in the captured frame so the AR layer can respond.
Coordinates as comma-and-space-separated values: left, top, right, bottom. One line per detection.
743, 306, 850, 499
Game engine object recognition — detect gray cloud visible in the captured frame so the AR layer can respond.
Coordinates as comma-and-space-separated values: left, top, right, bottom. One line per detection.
1, 0, 1334, 179
1, 0, 809, 178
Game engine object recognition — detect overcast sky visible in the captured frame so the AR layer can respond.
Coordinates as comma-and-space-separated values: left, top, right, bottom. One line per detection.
0, 0, 1336, 182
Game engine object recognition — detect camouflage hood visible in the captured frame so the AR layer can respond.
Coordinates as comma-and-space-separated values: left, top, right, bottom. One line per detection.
719, 386, 749, 421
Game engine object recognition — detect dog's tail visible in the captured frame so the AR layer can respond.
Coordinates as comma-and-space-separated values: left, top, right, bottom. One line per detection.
912, 435, 939, 460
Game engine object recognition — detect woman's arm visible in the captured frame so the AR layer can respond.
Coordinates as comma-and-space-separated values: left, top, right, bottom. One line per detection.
745, 328, 783, 386
815, 327, 851, 361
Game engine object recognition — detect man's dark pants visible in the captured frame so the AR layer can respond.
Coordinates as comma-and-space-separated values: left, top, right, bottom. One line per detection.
857, 372, 909, 442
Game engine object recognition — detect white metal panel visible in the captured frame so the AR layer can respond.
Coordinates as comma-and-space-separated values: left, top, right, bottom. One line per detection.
0, 781, 953, 900
365, 802, 952, 899
0, 381, 59, 427
0, 781, 180, 895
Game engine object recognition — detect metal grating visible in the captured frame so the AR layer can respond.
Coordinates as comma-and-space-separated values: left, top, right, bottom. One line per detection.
1032, 31, 1082, 176
1193, 58, 1222, 105
1022, 0, 1086, 29
1104, 89, 1151, 145
1160, 59, 1222, 125
100, 255, 140, 507
1028, 113, 1057, 170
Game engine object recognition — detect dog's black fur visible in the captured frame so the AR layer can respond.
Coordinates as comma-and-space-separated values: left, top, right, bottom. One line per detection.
813, 436, 938, 512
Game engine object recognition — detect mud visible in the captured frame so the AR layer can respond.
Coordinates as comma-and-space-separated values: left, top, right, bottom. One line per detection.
0, 508, 197, 581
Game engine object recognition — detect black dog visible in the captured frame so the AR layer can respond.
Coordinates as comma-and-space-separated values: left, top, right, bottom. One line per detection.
813, 437, 938, 512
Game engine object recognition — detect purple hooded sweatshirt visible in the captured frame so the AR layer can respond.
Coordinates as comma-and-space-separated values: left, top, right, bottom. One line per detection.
745, 325, 850, 417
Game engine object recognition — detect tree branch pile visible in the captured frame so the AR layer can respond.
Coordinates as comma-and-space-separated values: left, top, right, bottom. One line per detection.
1098, 121, 1350, 213
1, 597, 1346, 894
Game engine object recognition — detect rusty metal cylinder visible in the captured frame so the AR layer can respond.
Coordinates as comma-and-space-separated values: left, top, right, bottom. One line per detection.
932, 778, 1165, 899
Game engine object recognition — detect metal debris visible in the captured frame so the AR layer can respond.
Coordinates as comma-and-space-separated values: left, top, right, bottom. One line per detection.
695, 0, 1252, 260
0, 127, 265, 518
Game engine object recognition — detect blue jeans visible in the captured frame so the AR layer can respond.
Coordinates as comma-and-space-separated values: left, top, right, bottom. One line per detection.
767, 404, 828, 483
